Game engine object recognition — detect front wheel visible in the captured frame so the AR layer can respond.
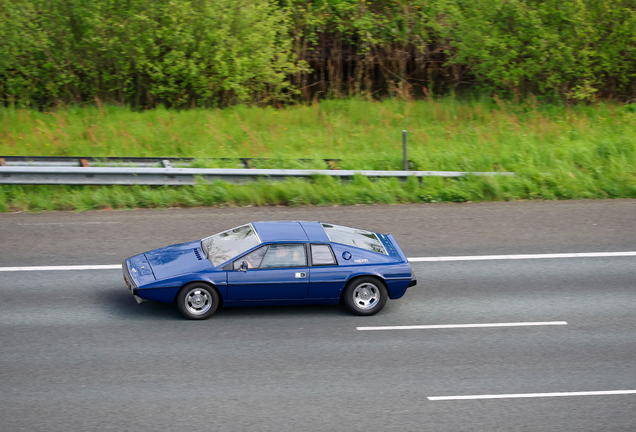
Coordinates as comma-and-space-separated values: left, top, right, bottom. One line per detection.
343, 277, 388, 316
176, 283, 219, 320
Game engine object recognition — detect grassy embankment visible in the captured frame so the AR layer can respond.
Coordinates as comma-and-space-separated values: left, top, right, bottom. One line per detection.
1, 98, 635, 212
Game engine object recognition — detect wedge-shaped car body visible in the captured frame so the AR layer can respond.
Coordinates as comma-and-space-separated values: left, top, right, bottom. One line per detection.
123, 221, 416, 319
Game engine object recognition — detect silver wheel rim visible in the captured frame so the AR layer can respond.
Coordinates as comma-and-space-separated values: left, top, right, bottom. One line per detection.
352, 283, 380, 310
185, 288, 212, 316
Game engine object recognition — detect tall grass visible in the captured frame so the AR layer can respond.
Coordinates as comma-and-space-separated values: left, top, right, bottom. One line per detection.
1, 97, 635, 212
2, 170, 635, 213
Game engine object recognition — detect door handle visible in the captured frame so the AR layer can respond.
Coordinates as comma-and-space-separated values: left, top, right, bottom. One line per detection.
295, 272, 306, 278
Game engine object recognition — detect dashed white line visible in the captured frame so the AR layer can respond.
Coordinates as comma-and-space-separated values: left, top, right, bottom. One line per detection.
0, 265, 121, 272
408, 251, 636, 262
428, 390, 636, 401
357, 321, 568, 331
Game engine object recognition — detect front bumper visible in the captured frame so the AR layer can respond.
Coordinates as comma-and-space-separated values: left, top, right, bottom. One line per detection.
122, 261, 146, 304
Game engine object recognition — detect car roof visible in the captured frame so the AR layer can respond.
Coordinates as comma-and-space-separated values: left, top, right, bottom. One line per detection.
251, 221, 330, 243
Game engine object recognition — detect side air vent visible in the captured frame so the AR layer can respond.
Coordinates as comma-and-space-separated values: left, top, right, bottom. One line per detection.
193, 248, 203, 260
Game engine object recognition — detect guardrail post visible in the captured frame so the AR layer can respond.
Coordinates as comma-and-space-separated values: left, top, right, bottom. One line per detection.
402, 130, 408, 171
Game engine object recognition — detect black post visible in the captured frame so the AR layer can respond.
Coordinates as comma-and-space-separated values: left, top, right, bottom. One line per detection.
402, 130, 408, 171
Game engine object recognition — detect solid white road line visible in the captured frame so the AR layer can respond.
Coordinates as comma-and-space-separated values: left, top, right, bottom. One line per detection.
1, 251, 635, 272
0, 265, 121, 272
17, 221, 120, 226
428, 390, 636, 401
408, 251, 636, 262
356, 321, 567, 331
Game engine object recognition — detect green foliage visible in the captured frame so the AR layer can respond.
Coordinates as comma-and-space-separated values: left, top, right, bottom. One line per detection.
286, 0, 636, 101
0, 0, 301, 108
3, 0, 636, 106
0, 186, 7, 212
441, 0, 636, 100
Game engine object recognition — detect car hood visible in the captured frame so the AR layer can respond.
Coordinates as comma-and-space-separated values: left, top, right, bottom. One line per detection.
144, 240, 214, 280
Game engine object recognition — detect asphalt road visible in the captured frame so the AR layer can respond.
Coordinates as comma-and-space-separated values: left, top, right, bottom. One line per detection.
1, 200, 635, 431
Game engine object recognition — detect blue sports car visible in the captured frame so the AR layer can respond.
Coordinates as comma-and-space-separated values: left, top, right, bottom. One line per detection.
122, 221, 416, 319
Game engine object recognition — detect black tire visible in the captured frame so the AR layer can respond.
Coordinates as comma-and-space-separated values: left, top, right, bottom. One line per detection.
343, 276, 388, 316
176, 283, 219, 320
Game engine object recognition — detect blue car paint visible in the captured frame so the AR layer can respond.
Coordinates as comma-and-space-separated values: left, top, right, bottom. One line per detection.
321, 244, 411, 299
136, 269, 227, 292
227, 267, 310, 300
144, 240, 213, 280
328, 242, 400, 266
224, 298, 341, 307
123, 221, 415, 307
308, 265, 349, 298
136, 286, 182, 303
384, 279, 409, 300
386, 233, 409, 262
298, 221, 331, 243
377, 233, 399, 257
126, 254, 156, 286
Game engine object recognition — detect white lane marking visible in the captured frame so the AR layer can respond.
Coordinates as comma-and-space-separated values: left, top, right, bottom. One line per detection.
17, 221, 119, 226
408, 251, 636, 262
428, 390, 636, 401
0, 265, 121, 272
357, 321, 567, 331
2, 251, 635, 272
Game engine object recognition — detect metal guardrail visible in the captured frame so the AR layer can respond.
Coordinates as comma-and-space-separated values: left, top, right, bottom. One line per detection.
0, 166, 515, 185
0, 156, 339, 169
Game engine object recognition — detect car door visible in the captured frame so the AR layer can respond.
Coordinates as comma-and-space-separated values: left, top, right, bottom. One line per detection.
227, 244, 309, 300
307, 243, 350, 299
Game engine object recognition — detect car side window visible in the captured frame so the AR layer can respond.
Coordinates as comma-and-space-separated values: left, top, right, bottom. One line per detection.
259, 244, 306, 269
311, 244, 336, 266
233, 245, 268, 270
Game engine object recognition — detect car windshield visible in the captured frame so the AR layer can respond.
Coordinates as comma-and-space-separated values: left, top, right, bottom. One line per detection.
320, 223, 387, 255
201, 224, 261, 267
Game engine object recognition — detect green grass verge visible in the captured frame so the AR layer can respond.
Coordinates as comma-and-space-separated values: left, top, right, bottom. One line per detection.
2, 173, 635, 213
1, 97, 635, 212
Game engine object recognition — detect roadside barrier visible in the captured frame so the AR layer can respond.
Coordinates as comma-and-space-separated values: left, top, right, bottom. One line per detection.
0, 165, 515, 185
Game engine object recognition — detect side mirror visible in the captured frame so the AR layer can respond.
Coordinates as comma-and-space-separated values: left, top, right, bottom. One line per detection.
238, 261, 248, 272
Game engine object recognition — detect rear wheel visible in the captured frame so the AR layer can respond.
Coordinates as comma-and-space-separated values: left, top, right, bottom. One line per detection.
343, 277, 388, 316
176, 283, 219, 320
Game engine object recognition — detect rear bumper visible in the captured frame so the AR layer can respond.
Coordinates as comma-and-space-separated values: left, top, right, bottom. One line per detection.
407, 278, 417, 288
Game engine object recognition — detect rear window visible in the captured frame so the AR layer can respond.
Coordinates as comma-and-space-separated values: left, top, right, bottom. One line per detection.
201, 224, 261, 266
321, 223, 387, 255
